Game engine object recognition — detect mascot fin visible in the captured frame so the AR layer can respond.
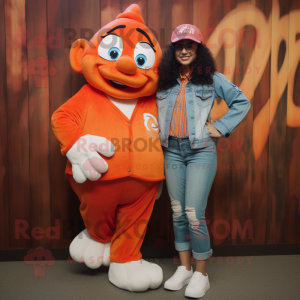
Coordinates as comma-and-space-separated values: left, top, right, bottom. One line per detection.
116, 4, 145, 24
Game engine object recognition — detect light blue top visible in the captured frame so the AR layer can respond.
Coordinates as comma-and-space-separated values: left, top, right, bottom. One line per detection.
156, 72, 251, 149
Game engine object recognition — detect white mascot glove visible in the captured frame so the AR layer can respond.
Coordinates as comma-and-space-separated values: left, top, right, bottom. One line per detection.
66, 134, 115, 183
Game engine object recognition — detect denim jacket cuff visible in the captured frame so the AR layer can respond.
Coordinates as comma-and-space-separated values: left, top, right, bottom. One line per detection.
213, 120, 230, 138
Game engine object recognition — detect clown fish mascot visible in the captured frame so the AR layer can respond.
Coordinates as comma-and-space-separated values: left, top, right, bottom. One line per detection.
51, 4, 164, 292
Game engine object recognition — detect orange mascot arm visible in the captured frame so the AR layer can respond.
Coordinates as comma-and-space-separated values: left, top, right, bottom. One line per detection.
51, 39, 90, 156
51, 85, 90, 156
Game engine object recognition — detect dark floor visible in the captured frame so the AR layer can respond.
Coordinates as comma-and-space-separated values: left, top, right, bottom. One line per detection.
0, 255, 299, 300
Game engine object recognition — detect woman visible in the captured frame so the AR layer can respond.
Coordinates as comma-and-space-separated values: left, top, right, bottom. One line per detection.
157, 24, 251, 298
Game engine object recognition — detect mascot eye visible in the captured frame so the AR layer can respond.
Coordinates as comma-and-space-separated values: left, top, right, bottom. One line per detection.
108, 47, 121, 60
98, 34, 123, 61
134, 42, 155, 70
135, 54, 147, 67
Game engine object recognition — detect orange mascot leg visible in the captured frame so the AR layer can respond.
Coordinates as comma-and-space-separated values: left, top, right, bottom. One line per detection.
68, 174, 160, 263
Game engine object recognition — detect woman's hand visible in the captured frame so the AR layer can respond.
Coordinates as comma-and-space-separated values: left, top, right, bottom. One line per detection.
205, 118, 223, 138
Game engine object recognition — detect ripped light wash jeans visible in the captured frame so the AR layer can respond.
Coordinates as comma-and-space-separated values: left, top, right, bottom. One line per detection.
163, 136, 217, 260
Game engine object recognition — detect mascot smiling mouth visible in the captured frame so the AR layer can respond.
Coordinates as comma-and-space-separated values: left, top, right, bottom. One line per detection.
110, 80, 129, 89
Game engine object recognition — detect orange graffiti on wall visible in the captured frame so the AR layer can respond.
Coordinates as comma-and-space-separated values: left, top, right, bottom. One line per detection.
208, 0, 300, 160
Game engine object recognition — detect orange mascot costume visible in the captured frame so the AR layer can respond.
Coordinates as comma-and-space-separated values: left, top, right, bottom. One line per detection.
51, 4, 165, 292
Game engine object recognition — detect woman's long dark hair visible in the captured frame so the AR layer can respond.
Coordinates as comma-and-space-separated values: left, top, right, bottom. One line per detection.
157, 42, 217, 91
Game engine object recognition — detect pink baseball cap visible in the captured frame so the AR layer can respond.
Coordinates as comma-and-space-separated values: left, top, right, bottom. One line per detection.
171, 24, 203, 43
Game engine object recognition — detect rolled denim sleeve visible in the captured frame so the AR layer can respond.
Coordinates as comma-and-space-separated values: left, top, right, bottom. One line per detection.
212, 72, 251, 138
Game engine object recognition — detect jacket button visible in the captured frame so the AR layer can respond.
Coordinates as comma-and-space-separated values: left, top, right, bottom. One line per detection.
128, 170, 130, 172
129, 140, 132, 144
128, 123, 131, 126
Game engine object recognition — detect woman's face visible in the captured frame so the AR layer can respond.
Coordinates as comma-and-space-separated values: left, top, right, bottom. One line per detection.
174, 39, 198, 66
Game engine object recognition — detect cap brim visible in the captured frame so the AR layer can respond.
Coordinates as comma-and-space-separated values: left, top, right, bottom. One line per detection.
171, 36, 202, 43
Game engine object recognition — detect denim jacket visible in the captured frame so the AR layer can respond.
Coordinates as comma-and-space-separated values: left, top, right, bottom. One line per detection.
156, 72, 251, 149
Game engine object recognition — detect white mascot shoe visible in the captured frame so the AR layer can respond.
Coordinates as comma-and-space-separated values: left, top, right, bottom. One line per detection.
108, 259, 163, 292
69, 229, 110, 269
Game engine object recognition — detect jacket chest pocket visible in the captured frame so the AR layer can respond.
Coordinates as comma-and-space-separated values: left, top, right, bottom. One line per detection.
156, 92, 168, 109
195, 90, 213, 108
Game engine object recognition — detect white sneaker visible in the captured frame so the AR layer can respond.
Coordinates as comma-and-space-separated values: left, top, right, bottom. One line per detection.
164, 266, 193, 290
185, 271, 210, 298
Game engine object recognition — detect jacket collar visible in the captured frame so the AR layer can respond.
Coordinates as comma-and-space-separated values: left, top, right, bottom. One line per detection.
176, 76, 192, 84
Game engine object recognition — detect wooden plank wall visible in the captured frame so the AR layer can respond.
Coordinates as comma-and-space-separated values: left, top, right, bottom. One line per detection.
0, 0, 299, 250
0, 0, 9, 249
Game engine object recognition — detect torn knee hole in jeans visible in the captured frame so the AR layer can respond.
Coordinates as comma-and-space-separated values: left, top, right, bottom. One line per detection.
186, 206, 199, 226
171, 200, 182, 217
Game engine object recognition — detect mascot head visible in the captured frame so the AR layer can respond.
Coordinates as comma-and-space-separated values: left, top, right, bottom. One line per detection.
70, 4, 162, 99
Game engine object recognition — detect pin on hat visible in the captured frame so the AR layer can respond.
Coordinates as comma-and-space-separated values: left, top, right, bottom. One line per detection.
171, 24, 203, 43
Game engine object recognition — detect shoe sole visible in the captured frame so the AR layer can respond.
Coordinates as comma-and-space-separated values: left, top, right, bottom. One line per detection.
164, 278, 191, 291
185, 282, 210, 298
